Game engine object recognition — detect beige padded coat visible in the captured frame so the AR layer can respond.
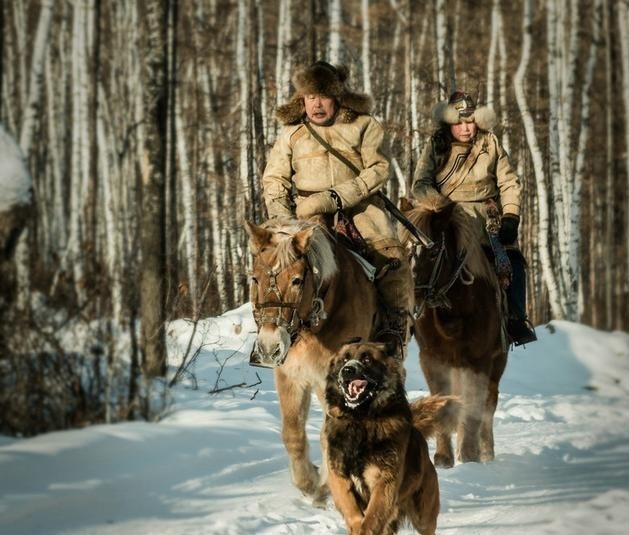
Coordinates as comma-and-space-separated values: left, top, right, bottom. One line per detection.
262, 115, 399, 250
412, 130, 522, 219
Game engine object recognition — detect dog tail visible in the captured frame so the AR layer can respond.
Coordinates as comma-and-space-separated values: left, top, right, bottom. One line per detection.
410, 395, 460, 438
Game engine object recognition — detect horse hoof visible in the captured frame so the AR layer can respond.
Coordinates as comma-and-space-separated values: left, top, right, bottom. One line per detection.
434, 453, 454, 468
311, 484, 329, 508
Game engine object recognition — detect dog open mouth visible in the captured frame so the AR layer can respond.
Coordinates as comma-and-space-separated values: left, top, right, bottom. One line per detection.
338, 361, 377, 409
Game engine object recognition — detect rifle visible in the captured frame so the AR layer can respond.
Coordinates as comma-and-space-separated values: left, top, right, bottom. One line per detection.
375, 191, 434, 249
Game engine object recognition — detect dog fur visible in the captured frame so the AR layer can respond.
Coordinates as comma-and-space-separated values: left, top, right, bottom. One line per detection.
324, 341, 458, 535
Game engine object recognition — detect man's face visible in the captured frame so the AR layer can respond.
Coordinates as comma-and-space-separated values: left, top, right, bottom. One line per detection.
450, 121, 477, 143
304, 94, 337, 125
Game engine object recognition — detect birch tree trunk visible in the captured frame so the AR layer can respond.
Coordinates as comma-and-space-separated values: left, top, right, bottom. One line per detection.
572, 0, 602, 319
328, 0, 342, 64
434, 0, 449, 97
275, 0, 292, 116
139, 0, 168, 377
175, 86, 198, 316
514, 0, 563, 318
18, 0, 53, 156
361, 0, 371, 95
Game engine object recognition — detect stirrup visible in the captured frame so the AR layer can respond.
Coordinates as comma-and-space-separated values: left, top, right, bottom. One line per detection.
508, 318, 537, 346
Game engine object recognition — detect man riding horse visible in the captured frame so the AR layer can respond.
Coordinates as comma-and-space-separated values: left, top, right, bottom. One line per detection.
412, 91, 537, 346
262, 61, 412, 353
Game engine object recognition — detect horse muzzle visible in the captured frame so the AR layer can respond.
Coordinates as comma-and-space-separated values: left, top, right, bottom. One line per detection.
249, 326, 291, 368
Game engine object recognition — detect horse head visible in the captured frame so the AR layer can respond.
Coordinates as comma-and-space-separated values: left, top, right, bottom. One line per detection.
245, 218, 338, 367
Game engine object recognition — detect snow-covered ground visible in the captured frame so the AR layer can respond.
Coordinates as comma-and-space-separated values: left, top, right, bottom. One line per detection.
2, 304, 629, 534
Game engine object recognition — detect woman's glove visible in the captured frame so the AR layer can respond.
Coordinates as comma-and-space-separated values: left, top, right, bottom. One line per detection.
295, 191, 339, 219
498, 214, 520, 244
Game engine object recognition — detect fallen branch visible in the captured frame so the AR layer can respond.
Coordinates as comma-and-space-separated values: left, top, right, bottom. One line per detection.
208, 372, 261, 394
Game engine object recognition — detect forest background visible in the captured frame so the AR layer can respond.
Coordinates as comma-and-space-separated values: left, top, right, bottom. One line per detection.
0, 0, 627, 432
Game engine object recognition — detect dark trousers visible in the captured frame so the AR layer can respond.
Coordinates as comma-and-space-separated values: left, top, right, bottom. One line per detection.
506, 249, 527, 320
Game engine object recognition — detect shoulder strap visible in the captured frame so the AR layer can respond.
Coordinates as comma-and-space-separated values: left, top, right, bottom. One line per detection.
303, 120, 361, 176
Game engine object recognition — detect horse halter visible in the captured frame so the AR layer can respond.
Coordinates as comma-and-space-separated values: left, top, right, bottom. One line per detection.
412, 232, 474, 316
250, 261, 326, 342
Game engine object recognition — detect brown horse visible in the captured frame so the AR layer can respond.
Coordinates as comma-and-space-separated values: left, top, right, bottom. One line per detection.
400, 195, 508, 467
245, 218, 378, 502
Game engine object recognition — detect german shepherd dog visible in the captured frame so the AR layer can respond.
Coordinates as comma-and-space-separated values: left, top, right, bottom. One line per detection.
324, 341, 457, 535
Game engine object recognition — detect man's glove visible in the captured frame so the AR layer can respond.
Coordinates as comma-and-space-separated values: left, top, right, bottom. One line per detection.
498, 214, 520, 245
295, 190, 339, 219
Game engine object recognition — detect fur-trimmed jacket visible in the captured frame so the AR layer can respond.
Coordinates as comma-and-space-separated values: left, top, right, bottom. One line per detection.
262, 114, 399, 249
412, 130, 521, 219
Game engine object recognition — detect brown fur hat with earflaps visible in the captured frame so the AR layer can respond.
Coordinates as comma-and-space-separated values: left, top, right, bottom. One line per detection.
276, 61, 373, 125
431, 91, 497, 131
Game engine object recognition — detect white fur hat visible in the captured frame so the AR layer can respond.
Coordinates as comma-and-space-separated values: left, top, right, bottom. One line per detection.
431, 91, 497, 130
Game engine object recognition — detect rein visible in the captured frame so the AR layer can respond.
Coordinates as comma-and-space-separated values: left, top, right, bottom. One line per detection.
413, 232, 474, 317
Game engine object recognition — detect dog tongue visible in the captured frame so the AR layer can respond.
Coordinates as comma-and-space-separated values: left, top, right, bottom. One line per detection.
349, 379, 368, 398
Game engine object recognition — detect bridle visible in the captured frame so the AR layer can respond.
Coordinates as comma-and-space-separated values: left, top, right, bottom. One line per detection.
250, 260, 327, 342
412, 232, 474, 317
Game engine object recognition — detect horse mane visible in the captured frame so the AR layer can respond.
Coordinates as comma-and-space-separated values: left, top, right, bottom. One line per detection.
401, 196, 495, 284
261, 218, 339, 285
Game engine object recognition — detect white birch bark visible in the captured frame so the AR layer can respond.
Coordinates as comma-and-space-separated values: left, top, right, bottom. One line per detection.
97, 84, 123, 325
175, 89, 199, 316
70, 0, 89, 305
18, 0, 54, 156
383, 13, 402, 117
514, 0, 563, 318
236, 0, 251, 304
486, 0, 500, 107
255, 0, 269, 140
275, 0, 292, 112
497, 8, 510, 153
435, 0, 449, 97
328, 0, 342, 64
361, 0, 371, 95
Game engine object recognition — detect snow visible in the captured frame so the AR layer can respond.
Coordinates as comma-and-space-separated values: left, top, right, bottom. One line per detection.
0, 123, 31, 212
1, 305, 629, 535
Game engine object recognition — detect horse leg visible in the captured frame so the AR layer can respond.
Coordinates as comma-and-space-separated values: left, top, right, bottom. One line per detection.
420, 353, 455, 468
313, 386, 330, 507
275, 368, 319, 497
456, 367, 490, 463
480, 351, 508, 462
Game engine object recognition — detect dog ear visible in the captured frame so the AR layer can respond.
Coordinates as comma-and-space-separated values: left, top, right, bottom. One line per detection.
384, 339, 400, 358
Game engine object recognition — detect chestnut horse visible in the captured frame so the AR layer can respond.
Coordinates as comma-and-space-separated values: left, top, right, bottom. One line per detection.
400, 195, 508, 467
245, 218, 378, 502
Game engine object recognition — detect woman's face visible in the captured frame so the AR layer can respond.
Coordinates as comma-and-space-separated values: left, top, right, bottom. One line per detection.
450, 121, 477, 142
304, 94, 337, 125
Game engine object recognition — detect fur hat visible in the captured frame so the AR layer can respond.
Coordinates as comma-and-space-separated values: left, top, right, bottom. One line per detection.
276, 61, 372, 125
431, 91, 497, 131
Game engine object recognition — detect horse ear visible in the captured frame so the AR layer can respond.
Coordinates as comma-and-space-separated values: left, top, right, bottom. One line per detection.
399, 197, 416, 212
244, 220, 272, 255
292, 226, 315, 254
